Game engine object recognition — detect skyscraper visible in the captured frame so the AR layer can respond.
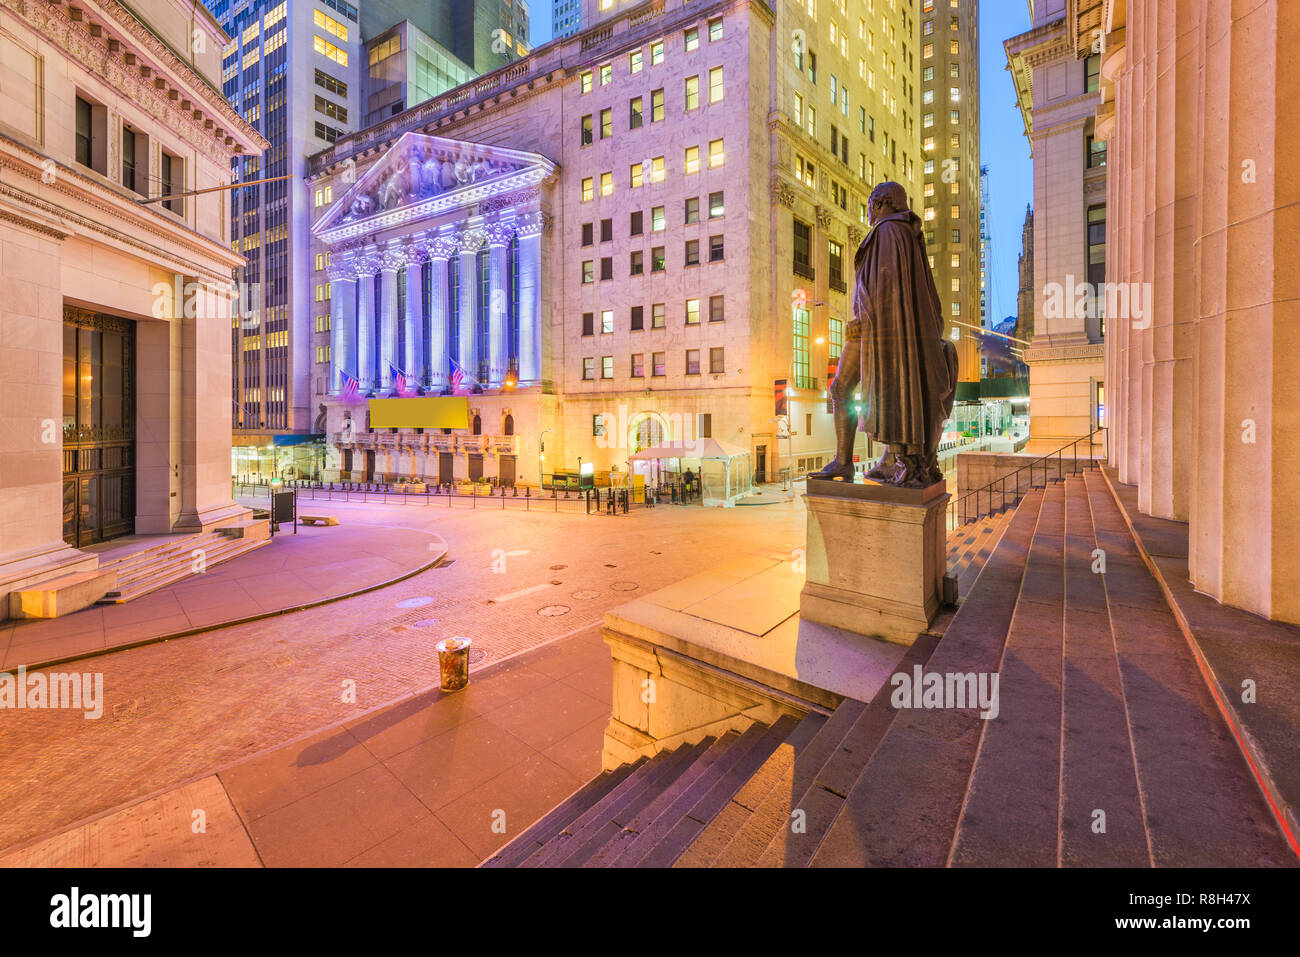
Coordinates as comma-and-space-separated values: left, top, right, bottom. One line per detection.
918, 0, 981, 407
363, 1, 532, 71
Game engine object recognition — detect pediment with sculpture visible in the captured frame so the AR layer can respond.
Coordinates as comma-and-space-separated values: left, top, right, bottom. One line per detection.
314, 131, 558, 242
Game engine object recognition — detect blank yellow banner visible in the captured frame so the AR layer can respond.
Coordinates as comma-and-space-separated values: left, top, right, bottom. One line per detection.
368, 396, 470, 429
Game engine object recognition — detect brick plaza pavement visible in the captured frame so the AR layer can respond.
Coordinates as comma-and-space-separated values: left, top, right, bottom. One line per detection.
0, 495, 804, 855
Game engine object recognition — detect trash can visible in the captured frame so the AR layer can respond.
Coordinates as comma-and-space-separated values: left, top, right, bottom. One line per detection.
436, 636, 473, 692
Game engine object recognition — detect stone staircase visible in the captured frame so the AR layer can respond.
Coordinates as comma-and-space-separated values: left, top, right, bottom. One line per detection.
946, 506, 1015, 599
485, 471, 1296, 868
96, 521, 271, 604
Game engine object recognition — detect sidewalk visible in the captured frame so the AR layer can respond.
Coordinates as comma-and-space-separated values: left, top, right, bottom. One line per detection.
0, 520, 446, 672
0, 626, 613, 867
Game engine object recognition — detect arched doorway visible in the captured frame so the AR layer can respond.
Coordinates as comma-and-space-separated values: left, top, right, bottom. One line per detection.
628, 411, 670, 487
472, 414, 482, 435
503, 414, 515, 435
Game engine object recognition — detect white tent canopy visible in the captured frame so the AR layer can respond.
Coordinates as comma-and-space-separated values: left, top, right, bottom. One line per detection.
629, 438, 754, 507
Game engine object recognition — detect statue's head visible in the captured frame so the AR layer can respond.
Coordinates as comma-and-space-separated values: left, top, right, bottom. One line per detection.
868, 181, 909, 226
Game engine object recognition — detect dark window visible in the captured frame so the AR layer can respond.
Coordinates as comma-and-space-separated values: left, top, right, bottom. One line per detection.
829, 240, 844, 291
630, 251, 644, 275
685, 197, 699, 223
472, 414, 482, 435
582, 222, 594, 245
652, 246, 665, 271
709, 235, 724, 262
582, 312, 594, 336
600, 257, 613, 280
709, 348, 724, 374
75, 96, 93, 168
121, 128, 137, 193
600, 218, 613, 242
793, 219, 813, 279
685, 349, 700, 375
709, 295, 724, 322
685, 240, 699, 266
581, 114, 593, 145
631, 305, 644, 330
699, 413, 712, 437
504, 414, 515, 435
160, 153, 180, 214
630, 210, 643, 235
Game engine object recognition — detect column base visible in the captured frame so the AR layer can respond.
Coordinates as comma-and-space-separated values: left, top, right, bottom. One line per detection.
0, 540, 102, 623
173, 501, 253, 535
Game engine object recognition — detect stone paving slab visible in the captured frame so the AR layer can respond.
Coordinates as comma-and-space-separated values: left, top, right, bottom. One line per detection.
0, 521, 448, 671
0, 776, 258, 868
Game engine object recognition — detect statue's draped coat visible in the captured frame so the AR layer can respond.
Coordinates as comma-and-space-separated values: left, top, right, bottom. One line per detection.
852, 210, 958, 455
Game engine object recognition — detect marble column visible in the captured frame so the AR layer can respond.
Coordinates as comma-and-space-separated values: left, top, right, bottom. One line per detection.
515, 212, 545, 386
486, 222, 513, 387
355, 251, 378, 392
327, 259, 357, 393
427, 235, 456, 391
379, 244, 403, 393
402, 241, 425, 389
457, 226, 485, 383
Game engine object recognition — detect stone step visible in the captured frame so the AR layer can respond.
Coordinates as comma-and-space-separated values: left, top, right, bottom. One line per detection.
97, 532, 228, 577
519, 740, 706, 868
809, 487, 1047, 868
672, 714, 812, 868
638, 716, 798, 869
1059, 475, 1149, 866
1082, 470, 1295, 866
481, 761, 643, 868
99, 536, 270, 603
546, 740, 712, 868
754, 636, 943, 868
705, 711, 833, 867
581, 731, 743, 868
949, 482, 1067, 867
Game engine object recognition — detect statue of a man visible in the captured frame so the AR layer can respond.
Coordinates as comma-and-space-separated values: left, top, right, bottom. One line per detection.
814, 182, 958, 487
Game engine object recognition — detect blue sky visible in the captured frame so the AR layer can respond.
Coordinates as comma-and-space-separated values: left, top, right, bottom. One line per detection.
530, 5, 1034, 325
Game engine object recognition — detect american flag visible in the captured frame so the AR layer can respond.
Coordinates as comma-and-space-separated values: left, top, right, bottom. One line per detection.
449, 357, 477, 395
389, 362, 409, 396
340, 370, 359, 400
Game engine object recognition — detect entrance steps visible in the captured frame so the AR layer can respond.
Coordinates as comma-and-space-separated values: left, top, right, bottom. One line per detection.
96, 520, 271, 604
487, 473, 1296, 867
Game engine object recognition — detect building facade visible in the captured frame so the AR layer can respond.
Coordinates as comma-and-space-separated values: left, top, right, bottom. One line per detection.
1005, 0, 1106, 454
305, 0, 921, 488
363, 20, 475, 128
206, 0, 364, 480
919, 0, 980, 400
1079, 0, 1300, 624
0, 0, 264, 615
363, 0, 531, 72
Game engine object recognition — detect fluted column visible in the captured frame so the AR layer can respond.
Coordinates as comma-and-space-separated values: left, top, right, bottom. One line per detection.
403, 241, 426, 388
515, 211, 545, 386
355, 251, 379, 392
457, 226, 485, 382
427, 235, 455, 391
486, 222, 513, 387
379, 244, 403, 392
327, 258, 357, 394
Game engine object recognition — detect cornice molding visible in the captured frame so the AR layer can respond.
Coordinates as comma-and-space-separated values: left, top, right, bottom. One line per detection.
3, 0, 265, 163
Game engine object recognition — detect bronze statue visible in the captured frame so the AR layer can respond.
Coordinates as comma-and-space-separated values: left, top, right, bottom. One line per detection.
814, 182, 958, 487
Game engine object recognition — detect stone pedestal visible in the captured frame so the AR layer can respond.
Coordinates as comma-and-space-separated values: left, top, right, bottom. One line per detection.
800, 478, 949, 645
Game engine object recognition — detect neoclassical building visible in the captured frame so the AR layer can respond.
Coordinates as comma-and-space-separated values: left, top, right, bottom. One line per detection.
0, 0, 264, 616
312, 134, 556, 484
306, 0, 924, 487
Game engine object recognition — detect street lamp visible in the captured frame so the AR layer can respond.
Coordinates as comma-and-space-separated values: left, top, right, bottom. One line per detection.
538, 428, 551, 492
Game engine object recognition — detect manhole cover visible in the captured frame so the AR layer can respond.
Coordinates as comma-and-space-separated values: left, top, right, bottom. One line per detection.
467, 649, 488, 665
538, 604, 571, 617
572, 589, 600, 600
414, 619, 440, 628
397, 596, 435, 608
550, 564, 567, 570
610, 581, 639, 592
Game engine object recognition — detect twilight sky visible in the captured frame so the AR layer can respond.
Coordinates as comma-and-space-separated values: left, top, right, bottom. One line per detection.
529, 2, 1035, 326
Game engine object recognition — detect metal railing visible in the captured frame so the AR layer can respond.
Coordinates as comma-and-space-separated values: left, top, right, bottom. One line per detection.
947, 427, 1107, 530
231, 478, 705, 515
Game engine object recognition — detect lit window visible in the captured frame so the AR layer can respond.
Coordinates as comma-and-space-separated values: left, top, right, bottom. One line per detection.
708, 66, 724, 103
709, 18, 723, 41
581, 177, 594, 202
651, 41, 664, 65
685, 75, 699, 110
600, 64, 612, 85
652, 206, 665, 231
652, 156, 665, 182
685, 145, 700, 174
685, 27, 699, 51
629, 49, 643, 74
581, 71, 593, 93
631, 162, 644, 188
686, 299, 700, 324
600, 172, 613, 196
708, 138, 724, 167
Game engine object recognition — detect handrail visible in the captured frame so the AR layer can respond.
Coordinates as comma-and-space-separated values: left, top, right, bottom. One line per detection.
947, 427, 1107, 529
